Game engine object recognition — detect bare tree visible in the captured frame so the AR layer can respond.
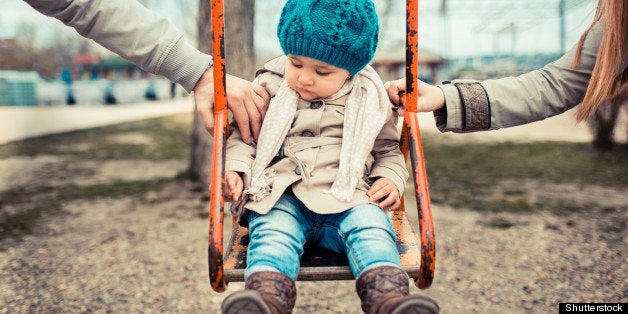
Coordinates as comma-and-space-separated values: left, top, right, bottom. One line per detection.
140, 0, 199, 40
587, 88, 628, 151
378, 0, 395, 48
188, 0, 256, 185
0, 22, 92, 79
224, 1, 255, 80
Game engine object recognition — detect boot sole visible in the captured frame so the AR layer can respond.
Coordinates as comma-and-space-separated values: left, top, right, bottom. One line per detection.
392, 295, 440, 314
221, 290, 272, 314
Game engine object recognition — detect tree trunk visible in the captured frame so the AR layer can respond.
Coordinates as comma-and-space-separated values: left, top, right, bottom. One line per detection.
189, 0, 256, 186
224, 1, 256, 80
587, 90, 627, 152
588, 101, 619, 151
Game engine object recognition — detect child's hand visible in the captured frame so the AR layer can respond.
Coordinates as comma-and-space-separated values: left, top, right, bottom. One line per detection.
366, 177, 401, 211
384, 78, 406, 109
384, 77, 446, 115
224, 171, 244, 201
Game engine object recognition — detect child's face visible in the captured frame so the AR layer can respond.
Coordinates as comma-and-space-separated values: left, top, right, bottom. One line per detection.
284, 55, 351, 101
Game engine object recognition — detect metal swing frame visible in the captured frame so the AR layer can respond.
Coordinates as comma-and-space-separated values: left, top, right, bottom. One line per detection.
207, 0, 434, 293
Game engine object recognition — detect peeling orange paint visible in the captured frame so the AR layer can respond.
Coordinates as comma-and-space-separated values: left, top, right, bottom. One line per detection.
207, 0, 435, 293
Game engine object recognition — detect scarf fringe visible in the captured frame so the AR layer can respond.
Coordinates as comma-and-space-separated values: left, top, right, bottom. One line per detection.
244, 168, 276, 202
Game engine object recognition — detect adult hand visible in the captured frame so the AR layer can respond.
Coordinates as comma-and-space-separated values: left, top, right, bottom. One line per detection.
194, 67, 271, 144
384, 78, 446, 116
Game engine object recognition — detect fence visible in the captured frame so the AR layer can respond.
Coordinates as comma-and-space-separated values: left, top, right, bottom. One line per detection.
0, 71, 182, 107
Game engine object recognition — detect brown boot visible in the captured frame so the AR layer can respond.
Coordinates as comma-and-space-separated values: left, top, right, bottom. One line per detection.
221, 271, 297, 314
356, 266, 439, 314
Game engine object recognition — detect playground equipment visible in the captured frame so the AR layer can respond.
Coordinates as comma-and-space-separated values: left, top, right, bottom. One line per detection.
207, 0, 435, 294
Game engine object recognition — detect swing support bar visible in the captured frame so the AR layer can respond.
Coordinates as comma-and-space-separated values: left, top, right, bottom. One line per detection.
208, 0, 228, 292
404, 0, 435, 289
207, 0, 435, 293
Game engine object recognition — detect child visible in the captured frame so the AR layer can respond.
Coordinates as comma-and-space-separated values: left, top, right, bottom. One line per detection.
221, 1, 439, 313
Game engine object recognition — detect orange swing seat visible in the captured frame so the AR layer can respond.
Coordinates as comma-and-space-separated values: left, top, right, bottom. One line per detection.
206, 0, 435, 293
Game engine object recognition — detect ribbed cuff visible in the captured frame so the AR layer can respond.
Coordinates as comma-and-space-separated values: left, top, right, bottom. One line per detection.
435, 84, 463, 132
436, 81, 490, 132
454, 82, 490, 131
157, 36, 213, 93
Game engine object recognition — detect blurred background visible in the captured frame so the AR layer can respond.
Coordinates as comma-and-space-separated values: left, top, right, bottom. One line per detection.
5, 0, 624, 149
0, 2, 625, 312
0, 0, 624, 148
0, 0, 596, 103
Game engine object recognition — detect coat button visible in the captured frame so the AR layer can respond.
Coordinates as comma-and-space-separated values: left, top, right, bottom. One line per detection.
301, 130, 315, 137
294, 166, 301, 175
310, 101, 323, 109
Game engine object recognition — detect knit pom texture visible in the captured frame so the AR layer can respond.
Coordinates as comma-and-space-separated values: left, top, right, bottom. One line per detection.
277, 0, 379, 75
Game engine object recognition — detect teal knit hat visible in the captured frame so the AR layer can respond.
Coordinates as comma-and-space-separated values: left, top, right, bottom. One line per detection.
277, 0, 379, 75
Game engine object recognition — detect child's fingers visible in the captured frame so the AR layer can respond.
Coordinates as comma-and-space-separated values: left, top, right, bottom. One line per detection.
378, 191, 400, 210
378, 195, 395, 209
368, 186, 387, 202
223, 178, 231, 197
368, 180, 397, 202
367, 179, 385, 197
388, 197, 401, 211
232, 177, 243, 201
224, 174, 239, 200
384, 81, 401, 105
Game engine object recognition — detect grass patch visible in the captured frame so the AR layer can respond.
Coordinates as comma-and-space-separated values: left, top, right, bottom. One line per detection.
0, 203, 60, 239
0, 115, 191, 160
0, 179, 175, 242
421, 136, 627, 212
424, 139, 627, 187
482, 217, 518, 229
0, 114, 196, 245
2, 114, 626, 243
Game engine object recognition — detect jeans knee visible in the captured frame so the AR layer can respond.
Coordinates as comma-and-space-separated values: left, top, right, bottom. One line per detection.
340, 204, 395, 239
246, 202, 309, 280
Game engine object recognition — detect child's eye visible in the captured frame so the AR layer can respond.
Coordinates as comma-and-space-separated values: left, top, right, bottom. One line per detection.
290, 61, 303, 68
316, 70, 330, 76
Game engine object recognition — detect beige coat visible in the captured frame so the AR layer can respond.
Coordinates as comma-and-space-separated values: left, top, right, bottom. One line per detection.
226, 56, 408, 215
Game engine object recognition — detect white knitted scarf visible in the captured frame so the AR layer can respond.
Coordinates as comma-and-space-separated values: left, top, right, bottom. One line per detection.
245, 65, 389, 203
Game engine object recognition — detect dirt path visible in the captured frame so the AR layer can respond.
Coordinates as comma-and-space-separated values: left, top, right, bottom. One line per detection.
0, 99, 194, 145
1, 154, 625, 313
0, 111, 625, 313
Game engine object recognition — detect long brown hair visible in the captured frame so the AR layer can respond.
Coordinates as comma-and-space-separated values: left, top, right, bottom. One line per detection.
572, 0, 627, 121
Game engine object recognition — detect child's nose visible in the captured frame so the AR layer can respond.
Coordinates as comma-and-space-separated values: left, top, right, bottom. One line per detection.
298, 73, 313, 85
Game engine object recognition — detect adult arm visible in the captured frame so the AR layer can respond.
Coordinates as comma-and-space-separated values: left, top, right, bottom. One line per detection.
24, 0, 209, 92
23, 0, 270, 143
436, 20, 627, 132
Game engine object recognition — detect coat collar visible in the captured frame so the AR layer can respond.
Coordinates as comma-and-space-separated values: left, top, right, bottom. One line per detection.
256, 55, 287, 78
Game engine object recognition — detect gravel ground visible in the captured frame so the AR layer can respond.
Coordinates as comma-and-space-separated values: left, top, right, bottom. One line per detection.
1, 143, 626, 313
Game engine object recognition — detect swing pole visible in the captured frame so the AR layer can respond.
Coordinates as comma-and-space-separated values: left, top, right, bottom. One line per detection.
208, 0, 228, 292
405, 0, 435, 289
207, 0, 435, 292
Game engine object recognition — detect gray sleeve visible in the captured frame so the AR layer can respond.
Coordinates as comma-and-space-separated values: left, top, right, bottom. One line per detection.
23, 0, 212, 92
435, 20, 624, 132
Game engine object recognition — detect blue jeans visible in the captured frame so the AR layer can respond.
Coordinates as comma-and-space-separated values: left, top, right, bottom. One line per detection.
245, 192, 401, 280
